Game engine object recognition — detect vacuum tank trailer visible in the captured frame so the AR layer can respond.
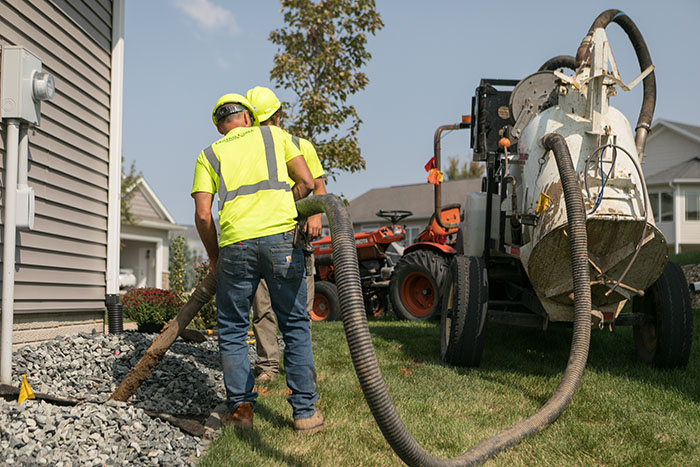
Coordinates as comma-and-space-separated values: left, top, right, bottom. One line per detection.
438, 10, 693, 370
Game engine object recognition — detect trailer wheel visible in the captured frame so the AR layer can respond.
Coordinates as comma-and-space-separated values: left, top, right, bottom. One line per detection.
389, 250, 449, 321
633, 261, 693, 368
440, 255, 488, 367
312, 281, 340, 322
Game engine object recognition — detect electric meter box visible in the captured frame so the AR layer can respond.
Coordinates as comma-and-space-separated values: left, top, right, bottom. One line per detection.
1, 46, 54, 125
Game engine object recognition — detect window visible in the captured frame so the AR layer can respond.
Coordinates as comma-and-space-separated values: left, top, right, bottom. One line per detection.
649, 193, 659, 222
661, 193, 673, 222
648, 191, 673, 223
685, 191, 700, 221
399, 226, 421, 247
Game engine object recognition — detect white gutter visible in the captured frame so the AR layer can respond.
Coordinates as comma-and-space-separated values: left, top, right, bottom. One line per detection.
671, 181, 681, 255
133, 219, 188, 231
1, 119, 20, 384
670, 179, 700, 184
106, 0, 125, 295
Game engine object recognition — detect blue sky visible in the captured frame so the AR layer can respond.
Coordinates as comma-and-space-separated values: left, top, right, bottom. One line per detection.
122, 1, 700, 225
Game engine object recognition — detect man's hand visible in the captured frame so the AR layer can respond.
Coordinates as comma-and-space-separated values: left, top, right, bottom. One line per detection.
305, 213, 323, 239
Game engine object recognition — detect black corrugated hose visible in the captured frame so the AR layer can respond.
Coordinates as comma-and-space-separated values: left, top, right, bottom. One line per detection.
575, 10, 656, 154
538, 55, 576, 72
297, 176, 591, 465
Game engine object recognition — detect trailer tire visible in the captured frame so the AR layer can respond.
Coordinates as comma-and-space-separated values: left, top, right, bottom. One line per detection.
633, 261, 693, 368
389, 250, 448, 321
440, 255, 488, 367
312, 281, 340, 322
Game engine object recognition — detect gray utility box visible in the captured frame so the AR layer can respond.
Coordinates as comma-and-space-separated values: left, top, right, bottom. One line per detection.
1, 45, 54, 125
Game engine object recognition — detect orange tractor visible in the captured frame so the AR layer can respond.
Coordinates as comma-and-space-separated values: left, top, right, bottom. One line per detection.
310, 210, 411, 321
388, 203, 462, 321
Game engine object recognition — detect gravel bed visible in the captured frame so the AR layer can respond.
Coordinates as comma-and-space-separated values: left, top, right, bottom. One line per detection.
1, 331, 277, 465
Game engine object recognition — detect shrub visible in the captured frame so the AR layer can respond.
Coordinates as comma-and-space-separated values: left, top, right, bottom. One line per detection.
121, 287, 183, 327
189, 260, 218, 330
169, 235, 187, 303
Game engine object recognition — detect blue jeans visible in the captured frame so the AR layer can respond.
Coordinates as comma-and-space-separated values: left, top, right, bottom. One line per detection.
216, 230, 318, 419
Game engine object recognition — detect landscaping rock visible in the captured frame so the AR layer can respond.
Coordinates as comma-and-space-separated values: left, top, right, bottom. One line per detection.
2, 331, 285, 464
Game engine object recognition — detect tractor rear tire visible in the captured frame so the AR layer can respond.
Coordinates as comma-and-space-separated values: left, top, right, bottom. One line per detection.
312, 281, 340, 322
633, 261, 693, 368
440, 255, 488, 367
389, 250, 449, 321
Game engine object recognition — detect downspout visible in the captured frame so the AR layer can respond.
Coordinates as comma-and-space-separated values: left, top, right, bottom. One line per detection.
0, 119, 20, 383
673, 182, 681, 255
105, 0, 126, 333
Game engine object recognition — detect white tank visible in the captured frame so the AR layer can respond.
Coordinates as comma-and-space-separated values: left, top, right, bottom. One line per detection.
514, 94, 667, 316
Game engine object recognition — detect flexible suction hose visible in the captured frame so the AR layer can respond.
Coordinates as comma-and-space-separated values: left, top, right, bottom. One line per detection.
538, 55, 576, 72
298, 178, 591, 465
575, 10, 656, 154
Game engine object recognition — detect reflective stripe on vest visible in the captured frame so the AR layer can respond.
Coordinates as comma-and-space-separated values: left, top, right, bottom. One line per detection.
291, 135, 300, 149
203, 126, 291, 212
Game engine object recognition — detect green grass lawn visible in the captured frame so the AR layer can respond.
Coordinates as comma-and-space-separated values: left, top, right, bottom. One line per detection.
200, 313, 700, 466
670, 250, 700, 266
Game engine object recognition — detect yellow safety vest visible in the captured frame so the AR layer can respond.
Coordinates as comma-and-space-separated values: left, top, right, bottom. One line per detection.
191, 126, 302, 246
288, 132, 325, 181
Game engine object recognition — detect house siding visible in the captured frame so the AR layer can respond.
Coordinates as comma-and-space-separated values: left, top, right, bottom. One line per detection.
0, 0, 114, 345
643, 127, 700, 177
130, 189, 162, 221
680, 185, 700, 246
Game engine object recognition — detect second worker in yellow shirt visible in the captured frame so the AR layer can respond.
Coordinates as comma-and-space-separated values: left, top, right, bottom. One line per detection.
245, 86, 328, 385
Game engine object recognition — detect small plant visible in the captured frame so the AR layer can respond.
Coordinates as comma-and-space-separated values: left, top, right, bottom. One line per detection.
121, 287, 182, 329
169, 235, 187, 303
189, 260, 218, 330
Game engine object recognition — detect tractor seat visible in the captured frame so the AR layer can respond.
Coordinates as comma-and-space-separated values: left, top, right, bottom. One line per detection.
428, 204, 461, 237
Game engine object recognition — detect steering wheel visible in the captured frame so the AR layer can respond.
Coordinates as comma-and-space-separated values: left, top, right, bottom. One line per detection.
376, 210, 413, 224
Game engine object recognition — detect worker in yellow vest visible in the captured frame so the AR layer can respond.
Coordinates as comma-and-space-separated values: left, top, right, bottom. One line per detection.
245, 86, 327, 385
191, 93, 323, 433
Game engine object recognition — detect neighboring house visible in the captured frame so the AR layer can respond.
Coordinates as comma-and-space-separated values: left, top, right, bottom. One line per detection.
0, 1, 125, 351
178, 225, 209, 265
344, 178, 482, 246
120, 177, 185, 291
642, 120, 700, 253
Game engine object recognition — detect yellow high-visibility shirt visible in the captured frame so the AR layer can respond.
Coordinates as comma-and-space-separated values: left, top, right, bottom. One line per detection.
285, 131, 325, 181
191, 125, 303, 247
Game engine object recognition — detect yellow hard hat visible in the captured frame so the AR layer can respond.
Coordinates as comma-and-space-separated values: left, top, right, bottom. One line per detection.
211, 93, 259, 126
245, 86, 281, 123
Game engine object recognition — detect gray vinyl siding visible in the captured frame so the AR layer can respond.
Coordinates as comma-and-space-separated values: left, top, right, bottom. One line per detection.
0, 0, 113, 314
130, 189, 162, 221
644, 127, 700, 178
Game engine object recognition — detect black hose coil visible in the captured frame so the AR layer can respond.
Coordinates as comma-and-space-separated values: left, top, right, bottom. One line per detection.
297, 180, 591, 466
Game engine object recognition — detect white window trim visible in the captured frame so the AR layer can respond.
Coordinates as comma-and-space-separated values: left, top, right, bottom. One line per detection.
107, 0, 125, 294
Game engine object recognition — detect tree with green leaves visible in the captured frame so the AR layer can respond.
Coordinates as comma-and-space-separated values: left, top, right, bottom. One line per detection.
121, 157, 141, 224
445, 155, 484, 180
269, 0, 384, 178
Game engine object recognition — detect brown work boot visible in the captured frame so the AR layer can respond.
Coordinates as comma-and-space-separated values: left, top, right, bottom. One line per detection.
293, 409, 324, 434
221, 402, 254, 430
255, 370, 278, 385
